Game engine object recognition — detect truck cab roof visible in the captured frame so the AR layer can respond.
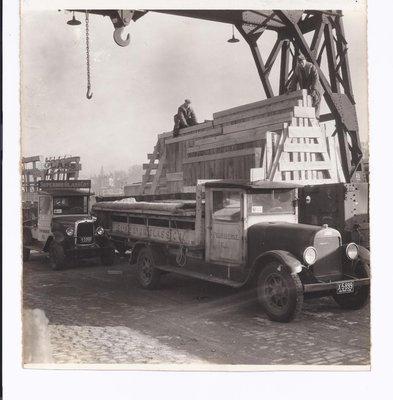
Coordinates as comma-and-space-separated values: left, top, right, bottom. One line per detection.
39, 189, 93, 197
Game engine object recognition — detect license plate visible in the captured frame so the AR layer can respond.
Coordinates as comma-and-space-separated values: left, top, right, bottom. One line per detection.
336, 281, 354, 294
80, 236, 93, 243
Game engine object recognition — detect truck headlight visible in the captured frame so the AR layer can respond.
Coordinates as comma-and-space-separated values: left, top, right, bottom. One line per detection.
66, 227, 74, 237
303, 246, 317, 265
95, 226, 105, 236
346, 243, 358, 260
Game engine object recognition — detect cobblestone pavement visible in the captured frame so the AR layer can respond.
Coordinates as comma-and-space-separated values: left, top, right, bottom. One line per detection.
23, 253, 370, 366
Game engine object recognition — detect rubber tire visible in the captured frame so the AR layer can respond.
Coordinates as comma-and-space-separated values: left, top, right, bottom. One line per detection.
332, 262, 370, 310
23, 247, 31, 262
136, 247, 161, 290
101, 246, 115, 266
49, 242, 65, 271
257, 261, 304, 322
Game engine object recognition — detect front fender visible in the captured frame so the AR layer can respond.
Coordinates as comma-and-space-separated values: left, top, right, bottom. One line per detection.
253, 250, 303, 275
358, 245, 370, 265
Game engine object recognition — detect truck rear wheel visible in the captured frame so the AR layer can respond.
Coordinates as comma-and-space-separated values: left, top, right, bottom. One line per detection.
257, 261, 303, 322
49, 242, 65, 271
332, 262, 370, 310
136, 247, 161, 289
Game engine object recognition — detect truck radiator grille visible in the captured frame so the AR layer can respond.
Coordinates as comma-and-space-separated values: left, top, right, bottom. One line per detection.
312, 236, 341, 278
76, 221, 94, 244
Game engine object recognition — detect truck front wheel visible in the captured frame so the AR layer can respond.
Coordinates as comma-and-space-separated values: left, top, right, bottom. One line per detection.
257, 261, 303, 322
136, 247, 161, 289
49, 242, 65, 271
332, 262, 370, 310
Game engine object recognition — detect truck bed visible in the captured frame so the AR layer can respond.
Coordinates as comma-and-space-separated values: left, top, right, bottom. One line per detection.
92, 200, 198, 217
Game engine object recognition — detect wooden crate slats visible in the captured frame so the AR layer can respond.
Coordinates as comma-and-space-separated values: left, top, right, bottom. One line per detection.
165, 126, 222, 144
187, 129, 267, 155
213, 90, 305, 119
183, 148, 255, 164
214, 102, 299, 126
279, 161, 332, 172
158, 120, 214, 139
287, 126, 322, 138
165, 172, 184, 182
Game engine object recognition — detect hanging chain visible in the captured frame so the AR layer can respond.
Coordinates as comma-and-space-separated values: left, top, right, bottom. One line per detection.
85, 11, 93, 99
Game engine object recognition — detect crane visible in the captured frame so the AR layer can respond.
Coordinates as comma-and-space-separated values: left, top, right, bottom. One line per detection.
68, 9, 364, 184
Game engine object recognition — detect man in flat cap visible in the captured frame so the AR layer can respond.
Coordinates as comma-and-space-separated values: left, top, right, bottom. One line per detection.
289, 53, 323, 119
173, 99, 198, 137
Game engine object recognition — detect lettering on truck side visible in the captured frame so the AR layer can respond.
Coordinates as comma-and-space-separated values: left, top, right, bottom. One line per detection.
112, 222, 194, 245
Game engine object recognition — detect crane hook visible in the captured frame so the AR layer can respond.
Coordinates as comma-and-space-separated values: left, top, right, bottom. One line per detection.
86, 85, 93, 99
113, 27, 130, 47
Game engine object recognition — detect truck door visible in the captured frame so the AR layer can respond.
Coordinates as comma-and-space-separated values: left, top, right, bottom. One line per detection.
37, 195, 52, 242
206, 189, 244, 265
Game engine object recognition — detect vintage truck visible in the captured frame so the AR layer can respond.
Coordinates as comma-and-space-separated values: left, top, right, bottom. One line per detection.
22, 180, 115, 270
92, 180, 370, 322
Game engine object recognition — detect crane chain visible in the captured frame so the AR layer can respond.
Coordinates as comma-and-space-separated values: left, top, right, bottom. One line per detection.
85, 11, 93, 99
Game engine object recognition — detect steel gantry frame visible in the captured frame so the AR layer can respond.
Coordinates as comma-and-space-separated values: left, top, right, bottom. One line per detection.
71, 9, 364, 183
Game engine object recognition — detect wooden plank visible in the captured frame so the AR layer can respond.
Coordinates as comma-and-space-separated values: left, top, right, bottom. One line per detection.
268, 124, 288, 180
187, 129, 267, 154
222, 116, 288, 135
254, 147, 263, 168
294, 106, 316, 119
265, 131, 273, 177
333, 135, 346, 183
143, 163, 158, 170
328, 136, 338, 182
288, 126, 322, 138
297, 118, 306, 181
158, 120, 214, 139
214, 101, 298, 126
147, 153, 155, 160
283, 142, 324, 152
22, 155, 40, 163
165, 172, 183, 182
297, 178, 334, 185
165, 126, 222, 144
149, 147, 167, 194
213, 90, 305, 119
279, 161, 332, 172
183, 148, 255, 165
182, 186, 197, 193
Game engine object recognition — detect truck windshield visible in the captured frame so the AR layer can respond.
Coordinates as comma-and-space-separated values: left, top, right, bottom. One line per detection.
248, 190, 295, 215
53, 196, 88, 215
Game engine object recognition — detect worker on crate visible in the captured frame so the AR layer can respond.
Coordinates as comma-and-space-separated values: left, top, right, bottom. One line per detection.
289, 53, 323, 119
173, 99, 198, 137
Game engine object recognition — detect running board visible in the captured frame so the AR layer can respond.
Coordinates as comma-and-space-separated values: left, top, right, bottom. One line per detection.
133, 262, 246, 288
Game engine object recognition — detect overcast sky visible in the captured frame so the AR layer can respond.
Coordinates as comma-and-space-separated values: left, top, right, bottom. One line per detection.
21, 8, 367, 177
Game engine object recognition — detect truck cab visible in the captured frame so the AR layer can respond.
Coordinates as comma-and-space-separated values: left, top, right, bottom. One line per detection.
93, 179, 370, 322
23, 180, 115, 270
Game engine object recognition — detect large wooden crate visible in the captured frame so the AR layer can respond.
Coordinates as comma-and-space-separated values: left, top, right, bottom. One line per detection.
137, 90, 341, 195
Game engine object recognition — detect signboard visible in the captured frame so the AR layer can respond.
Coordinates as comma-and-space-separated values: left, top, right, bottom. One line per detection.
38, 180, 91, 190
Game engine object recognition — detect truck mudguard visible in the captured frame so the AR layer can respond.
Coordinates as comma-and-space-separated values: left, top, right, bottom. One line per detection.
252, 250, 303, 275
